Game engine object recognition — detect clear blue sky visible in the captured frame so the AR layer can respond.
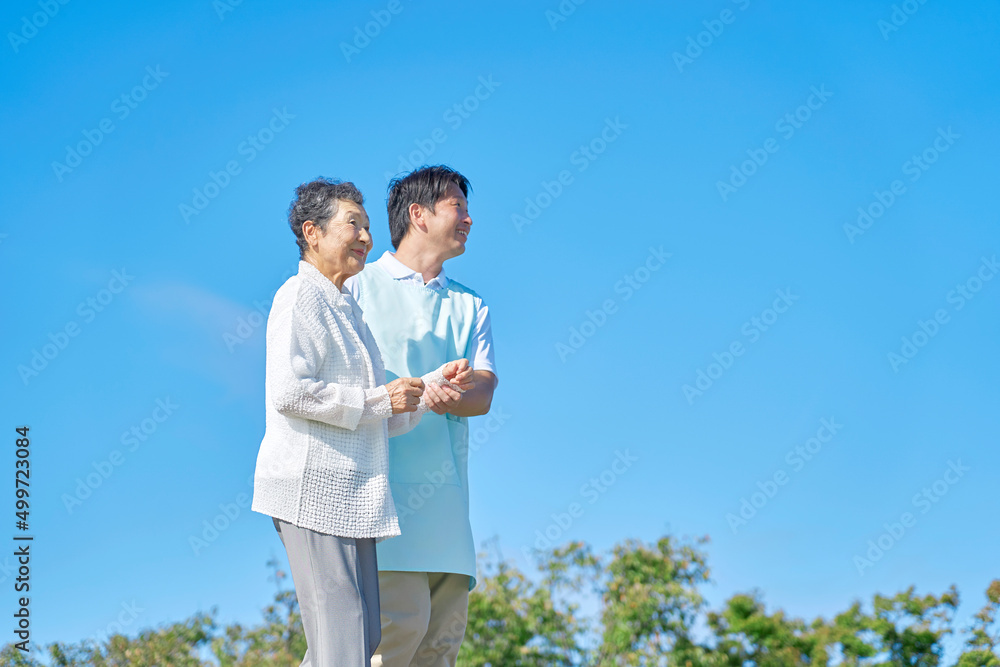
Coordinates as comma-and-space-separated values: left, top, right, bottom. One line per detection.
2, 0, 998, 659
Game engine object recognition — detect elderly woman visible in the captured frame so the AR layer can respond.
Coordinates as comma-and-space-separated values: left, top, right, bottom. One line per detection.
252, 178, 473, 667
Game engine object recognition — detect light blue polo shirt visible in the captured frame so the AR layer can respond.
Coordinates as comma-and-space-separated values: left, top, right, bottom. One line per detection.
346, 252, 496, 588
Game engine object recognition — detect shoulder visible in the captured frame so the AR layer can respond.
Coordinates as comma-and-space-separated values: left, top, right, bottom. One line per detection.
445, 278, 488, 310
343, 273, 361, 301
444, 277, 483, 300
293, 274, 329, 309
270, 275, 301, 313
272, 273, 336, 326
351, 262, 392, 293
356, 260, 391, 281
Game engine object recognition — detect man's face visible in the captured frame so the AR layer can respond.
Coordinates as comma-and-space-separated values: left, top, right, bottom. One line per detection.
420, 182, 472, 259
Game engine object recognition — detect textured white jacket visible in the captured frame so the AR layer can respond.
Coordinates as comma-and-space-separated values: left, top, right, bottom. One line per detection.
252, 261, 431, 539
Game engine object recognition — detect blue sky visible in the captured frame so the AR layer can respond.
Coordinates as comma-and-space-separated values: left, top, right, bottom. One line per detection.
2, 0, 998, 659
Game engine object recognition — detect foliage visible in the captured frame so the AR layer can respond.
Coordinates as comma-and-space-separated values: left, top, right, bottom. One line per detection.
3, 540, 997, 667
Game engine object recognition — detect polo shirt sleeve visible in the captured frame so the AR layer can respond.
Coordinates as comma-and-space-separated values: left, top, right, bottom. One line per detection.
471, 296, 498, 382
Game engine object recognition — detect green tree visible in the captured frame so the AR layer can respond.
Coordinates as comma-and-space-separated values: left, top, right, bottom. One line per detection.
704, 592, 830, 667
3, 540, 998, 667
45, 614, 214, 666
209, 558, 305, 666
460, 541, 592, 666
595, 536, 710, 665
957, 580, 1000, 667
857, 586, 960, 666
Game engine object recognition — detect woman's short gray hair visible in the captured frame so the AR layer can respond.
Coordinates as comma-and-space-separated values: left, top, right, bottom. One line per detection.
288, 178, 364, 258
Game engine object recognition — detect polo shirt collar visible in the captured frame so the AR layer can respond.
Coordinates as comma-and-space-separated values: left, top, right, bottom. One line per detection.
378, 251, 448, 289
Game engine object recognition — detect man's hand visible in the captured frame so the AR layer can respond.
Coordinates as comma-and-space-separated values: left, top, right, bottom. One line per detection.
386, 377, 424, 414
424, 382, 467, 415
424, 359, 477, 415
441, 359, 476, 392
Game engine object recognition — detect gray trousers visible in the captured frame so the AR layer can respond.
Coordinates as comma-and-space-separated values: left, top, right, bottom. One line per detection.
273, 518, 381, 666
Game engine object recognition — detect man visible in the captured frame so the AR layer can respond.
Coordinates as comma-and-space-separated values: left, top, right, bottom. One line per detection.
346, 165, 498, 666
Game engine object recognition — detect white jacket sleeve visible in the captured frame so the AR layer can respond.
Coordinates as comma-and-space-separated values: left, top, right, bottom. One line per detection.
268, 285, 390, 432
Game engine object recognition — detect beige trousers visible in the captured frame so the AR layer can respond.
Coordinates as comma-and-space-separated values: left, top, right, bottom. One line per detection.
371, 571, 470, 667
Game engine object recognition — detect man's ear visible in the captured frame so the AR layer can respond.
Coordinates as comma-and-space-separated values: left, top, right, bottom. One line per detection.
408, 202, 428, 232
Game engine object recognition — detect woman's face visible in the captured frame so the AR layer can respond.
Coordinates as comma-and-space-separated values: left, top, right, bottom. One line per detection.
306, 200, 373, 286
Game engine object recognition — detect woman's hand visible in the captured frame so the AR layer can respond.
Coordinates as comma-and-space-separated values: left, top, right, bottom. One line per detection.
387, 377, 424, 414
440, 359, 476, 392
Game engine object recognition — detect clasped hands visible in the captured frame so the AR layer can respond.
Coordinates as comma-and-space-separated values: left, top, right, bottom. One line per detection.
386, 359, 475, 415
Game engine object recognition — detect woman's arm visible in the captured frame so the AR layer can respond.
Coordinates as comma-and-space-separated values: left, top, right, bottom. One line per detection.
358, 378, 424, 428
384, 367, 443, 437
268, 285, 393, 431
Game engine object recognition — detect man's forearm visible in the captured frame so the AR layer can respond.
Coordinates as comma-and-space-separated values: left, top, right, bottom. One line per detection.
448, 371, 496, 417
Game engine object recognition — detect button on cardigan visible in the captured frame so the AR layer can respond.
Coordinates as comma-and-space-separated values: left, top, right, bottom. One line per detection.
252, 260, 428, 540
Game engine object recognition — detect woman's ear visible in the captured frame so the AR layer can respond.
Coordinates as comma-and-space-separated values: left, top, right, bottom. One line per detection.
302, 219, 318, 249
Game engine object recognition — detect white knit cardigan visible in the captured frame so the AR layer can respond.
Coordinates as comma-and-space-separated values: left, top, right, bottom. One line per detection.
252, 261, 430, 539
